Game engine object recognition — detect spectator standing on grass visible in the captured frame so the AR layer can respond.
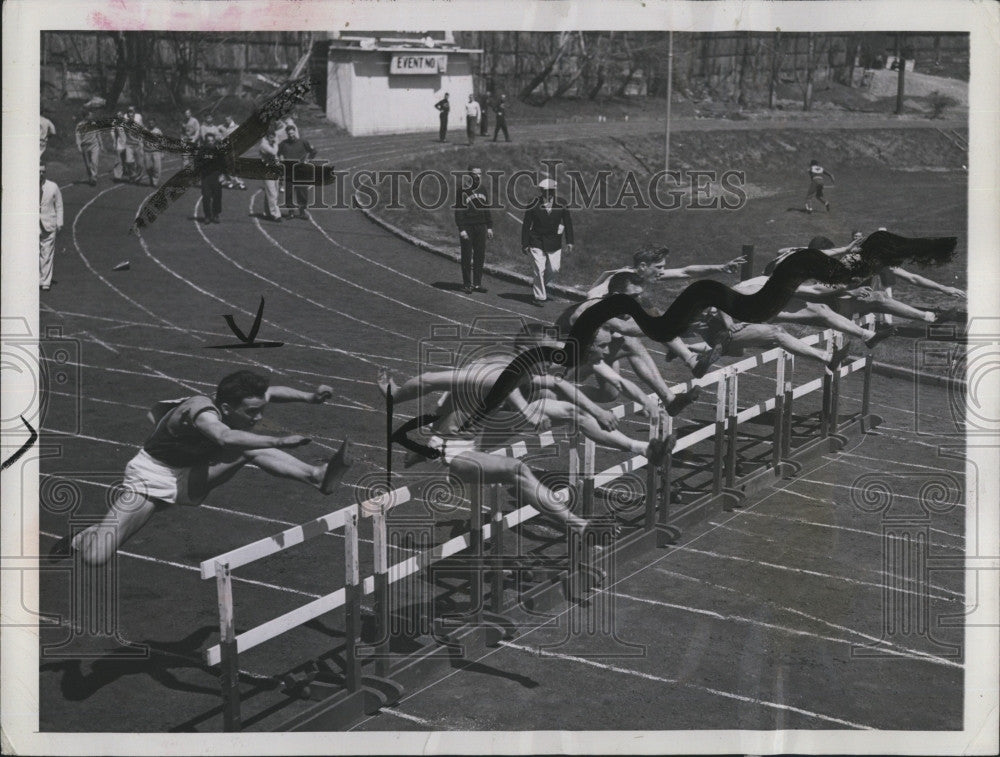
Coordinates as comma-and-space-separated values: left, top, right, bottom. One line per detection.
454, 165, 494, 293
75, 109, 101, 186
805, 159, 834, 213
40, 112, 57, 157
198, 133, 224, 224
181, 108, 200, 167
493, 94, 510, 142
259, 128, 284, 222
143, 117, 163, 187
39, 164, 63, 292
522, 178, 573, 306
277, 124, 317, 220
435, 92, 450, 142
200, 113, 222, 144
465, 93, 481, 146
478, 90, 492, 136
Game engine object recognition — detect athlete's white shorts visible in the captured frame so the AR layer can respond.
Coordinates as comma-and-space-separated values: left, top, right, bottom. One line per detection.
121, 449, 205, 506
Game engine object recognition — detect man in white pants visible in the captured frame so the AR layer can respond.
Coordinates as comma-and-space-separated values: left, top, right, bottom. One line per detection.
259, 128, 283, 221
521, 178, 573, 307
39, 164, 63, 292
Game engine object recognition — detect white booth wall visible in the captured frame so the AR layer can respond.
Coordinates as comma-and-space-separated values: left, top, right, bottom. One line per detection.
326, 49, 477, 136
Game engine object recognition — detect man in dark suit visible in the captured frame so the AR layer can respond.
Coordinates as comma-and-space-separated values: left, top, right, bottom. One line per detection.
454, 165, 494, 293
493, 94, 510, 142
435, 93, 450, 142
521, 178, 573, 306
478, 90, 492, 136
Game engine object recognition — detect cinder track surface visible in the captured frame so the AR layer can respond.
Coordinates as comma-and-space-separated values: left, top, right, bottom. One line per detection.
36, 118, 966, 732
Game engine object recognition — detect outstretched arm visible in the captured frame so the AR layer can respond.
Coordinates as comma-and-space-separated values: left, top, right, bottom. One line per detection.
266, 385, 333, 404
194, 412, 310, 450
534, 372, 620, 431
655, 256, 746, 281
590, 361, 659, 416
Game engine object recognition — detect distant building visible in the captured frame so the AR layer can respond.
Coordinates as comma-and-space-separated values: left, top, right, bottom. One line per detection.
324, 31, 482, 136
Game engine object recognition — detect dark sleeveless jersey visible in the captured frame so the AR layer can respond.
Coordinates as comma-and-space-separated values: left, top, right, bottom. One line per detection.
142, 395, 224, 467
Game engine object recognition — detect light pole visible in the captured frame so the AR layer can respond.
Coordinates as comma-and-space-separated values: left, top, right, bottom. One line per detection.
665, 29, 674, 174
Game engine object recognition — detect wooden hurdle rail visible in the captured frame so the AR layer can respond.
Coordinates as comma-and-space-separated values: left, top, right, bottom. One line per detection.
199, 315, 883, 731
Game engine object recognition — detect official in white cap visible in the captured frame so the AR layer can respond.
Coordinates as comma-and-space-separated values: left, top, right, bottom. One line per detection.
521, 177, 573, 306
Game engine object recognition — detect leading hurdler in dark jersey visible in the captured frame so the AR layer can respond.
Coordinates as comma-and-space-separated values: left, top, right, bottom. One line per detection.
58, 370, 352, 566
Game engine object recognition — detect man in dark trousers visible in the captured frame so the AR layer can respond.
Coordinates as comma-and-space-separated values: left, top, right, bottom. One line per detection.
197, 133, 225, 223
278, 124, 318, 219
478, 90, 492, 136
521, 178, 573, 306
454, 165, 494, 294
493, 94, 510, 142
435, 93, 450, 142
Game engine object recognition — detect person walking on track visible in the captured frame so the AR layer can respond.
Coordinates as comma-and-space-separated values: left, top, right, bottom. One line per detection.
522, 178, 573, 306
40, 111, 56, 157
435, 92, 450, 142
220, 115, 247, 190
454, 165, 494, 293
805, 159, 834, 213
492, 94, 510, 142
75, 109, 101, 186
39, 164, 63, 292
181, 108, 200, 168
53, 370, 352, 566
465, 93, 481, 146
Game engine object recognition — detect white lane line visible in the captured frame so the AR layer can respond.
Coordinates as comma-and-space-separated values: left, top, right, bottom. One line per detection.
833, 451, 963, 476
671, 545, 962, 603
39, 473, 418, 554
789, 476, 966, 509
499, 641, 874, 730
378, 708, 435, 727
69, 185, 193, 337
655, 568, 964, 669
733, 509, 964, 548
244, 197, 433, 336
38, 529, 320, 598
301, 196, 532, 320
614, 590, 963, 669
876, 427, 968, 454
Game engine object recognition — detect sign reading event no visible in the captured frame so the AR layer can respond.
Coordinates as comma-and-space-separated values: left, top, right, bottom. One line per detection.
390, 54, 447, 74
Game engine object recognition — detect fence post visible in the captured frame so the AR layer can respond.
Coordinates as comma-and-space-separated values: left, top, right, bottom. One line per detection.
782, 354, 794, 458
582, 438, 596, 518
645, 411, 662, 529
830, 332, 843, 434
820, 331, 834, 438
725, 372, 739, 488
772, 351, 786, 469
712, 376, 727, 496
343, 510, 362, 693
372, 505, 390, 678
469, 479, 485, 624
489, 485, 505, 615
215, 561, 242, 732
656, 413, 675, 547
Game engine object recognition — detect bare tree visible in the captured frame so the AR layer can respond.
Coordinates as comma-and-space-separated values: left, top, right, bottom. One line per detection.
519, 31, 574, 101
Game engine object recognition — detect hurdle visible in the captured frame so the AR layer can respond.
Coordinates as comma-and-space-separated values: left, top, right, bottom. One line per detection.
198, 315, 883, 730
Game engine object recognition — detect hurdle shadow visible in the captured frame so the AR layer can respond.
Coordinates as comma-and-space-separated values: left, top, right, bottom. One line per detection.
40, 626, 277, 704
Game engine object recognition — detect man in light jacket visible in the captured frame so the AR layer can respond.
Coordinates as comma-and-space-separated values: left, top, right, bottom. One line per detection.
39, 164, 64, 291
521, 178, 573, 306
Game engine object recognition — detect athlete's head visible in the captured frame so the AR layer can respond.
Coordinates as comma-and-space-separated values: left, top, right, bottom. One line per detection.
513, 322, 560, 352
810, 159, 819, 166
587, 327, 614, 363
632, 247, 668, 280
216, 370, 270, 429
808, 235, 837, 250
607, 271, 645, 297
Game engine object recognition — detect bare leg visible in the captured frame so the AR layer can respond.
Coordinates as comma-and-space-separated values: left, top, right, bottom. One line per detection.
776, 304, 874, 341
729, 324, 830, 364
71, 493, 162, 566
619, 336, 676, 404
450, 451, 589, 537
854, 293, 934, 323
